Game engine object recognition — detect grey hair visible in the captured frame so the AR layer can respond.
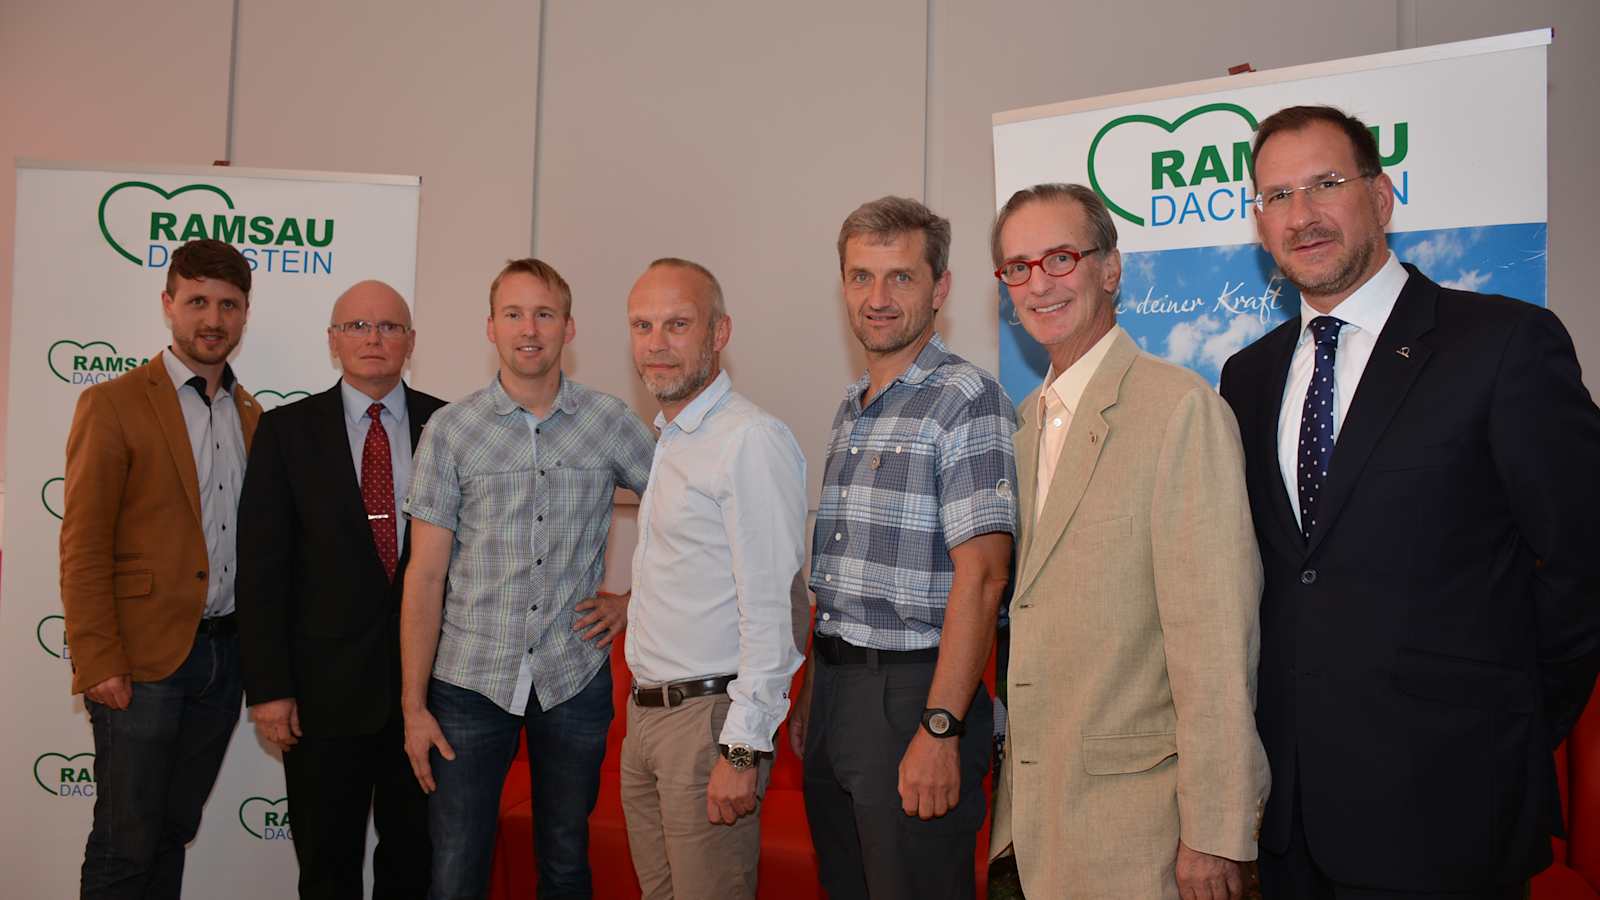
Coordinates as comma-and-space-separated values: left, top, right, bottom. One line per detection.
837, 196, 952, 279
990, 183, 1119, 267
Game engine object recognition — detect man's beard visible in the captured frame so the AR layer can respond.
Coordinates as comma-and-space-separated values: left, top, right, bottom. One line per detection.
645, 334, 716, 403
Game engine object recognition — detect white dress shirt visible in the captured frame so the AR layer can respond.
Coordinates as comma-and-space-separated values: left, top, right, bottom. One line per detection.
1035, 325, 1122, 519
162, 349, 247, 618
1276, 251, 1408, 525
626, 371, 808, 751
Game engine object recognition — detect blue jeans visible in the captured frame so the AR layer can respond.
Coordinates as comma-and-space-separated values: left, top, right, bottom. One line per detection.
426, 662, 613, 900
81, 632, 242, 899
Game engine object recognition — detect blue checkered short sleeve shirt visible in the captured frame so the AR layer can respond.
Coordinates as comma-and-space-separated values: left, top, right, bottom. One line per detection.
809, 334, 1019, 651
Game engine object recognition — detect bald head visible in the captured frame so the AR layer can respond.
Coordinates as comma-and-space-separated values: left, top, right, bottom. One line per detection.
328, 279, 416, 400
331, 279, 412, 329
628, 259, 731, 418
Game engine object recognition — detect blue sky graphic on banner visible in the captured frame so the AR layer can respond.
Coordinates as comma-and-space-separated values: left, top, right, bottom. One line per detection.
998, 222, 1546, 401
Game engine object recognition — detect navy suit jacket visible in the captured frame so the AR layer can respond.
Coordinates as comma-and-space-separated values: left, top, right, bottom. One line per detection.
237, 382, 447, 738
1219, 264, 1600, 890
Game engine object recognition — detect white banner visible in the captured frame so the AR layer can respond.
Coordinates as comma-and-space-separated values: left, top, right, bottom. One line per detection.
1, 161, 421, 898
992, 29, 1549, 399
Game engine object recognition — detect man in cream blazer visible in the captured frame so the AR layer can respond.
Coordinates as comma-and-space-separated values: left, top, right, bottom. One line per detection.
987, 184, 1269, 899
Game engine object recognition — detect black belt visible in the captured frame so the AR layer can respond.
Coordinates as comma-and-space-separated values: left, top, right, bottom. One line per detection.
632, 674, 735, 708
813, 633, 938, 666
197, 613, 237, 637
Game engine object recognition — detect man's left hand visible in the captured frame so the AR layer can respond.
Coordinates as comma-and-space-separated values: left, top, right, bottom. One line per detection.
1175, 841, 1244, 900
573, 590, 629, 649
706, 757, 759, 825
898, 729, 960, 819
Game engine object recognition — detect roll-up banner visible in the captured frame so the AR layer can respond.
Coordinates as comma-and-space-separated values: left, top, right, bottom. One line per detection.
2, 161, 421, 897
992, 29, 1549, 399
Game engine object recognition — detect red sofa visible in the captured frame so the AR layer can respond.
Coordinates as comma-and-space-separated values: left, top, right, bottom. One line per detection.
489, 637, 993, 899
1535, 681, 1600, 899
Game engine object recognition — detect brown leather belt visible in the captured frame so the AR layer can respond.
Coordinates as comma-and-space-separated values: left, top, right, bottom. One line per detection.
631, 674, 736, 708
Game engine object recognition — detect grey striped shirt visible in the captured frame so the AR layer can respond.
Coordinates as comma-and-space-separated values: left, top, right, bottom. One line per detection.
405, 374, 655, 713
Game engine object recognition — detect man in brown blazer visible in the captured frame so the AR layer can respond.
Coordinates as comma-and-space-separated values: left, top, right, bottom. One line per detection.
60, 239, 261, 899
987, 184, 1269, 900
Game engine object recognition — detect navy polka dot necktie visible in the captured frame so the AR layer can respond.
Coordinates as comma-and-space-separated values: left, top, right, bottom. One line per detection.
1298, 316, 1346, 542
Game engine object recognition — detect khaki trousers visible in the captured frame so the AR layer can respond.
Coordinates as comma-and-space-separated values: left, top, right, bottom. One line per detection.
620, 692, 772, 900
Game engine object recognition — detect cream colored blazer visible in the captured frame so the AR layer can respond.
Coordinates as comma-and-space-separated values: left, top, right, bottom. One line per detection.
990, 330, 1269, 899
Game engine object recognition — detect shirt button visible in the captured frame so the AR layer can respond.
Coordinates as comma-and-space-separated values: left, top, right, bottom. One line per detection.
539, 470, 546, 476
536, 559, 543, 566
196, 571, 206, 580
1052, 417, 1063, 428
824, 574, 832, 583
841, 489, 848, 499
537, 515, 544, 522
834, 532, 842, 541
821, 612, 831, 621
527, 648, 535, 655
850, 447, 859, 455
1300, 569, 1317, 585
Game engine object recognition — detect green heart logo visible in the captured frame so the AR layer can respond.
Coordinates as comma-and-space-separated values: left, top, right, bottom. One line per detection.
253, 389, 312, 411
239, 795, 290, 839
34, 752, 95, 796
1086, 102, 1258, 226
42, 476, 65, 520
48, 339, 119, 383
98, 181, 235, 265
37, 615, 67, 659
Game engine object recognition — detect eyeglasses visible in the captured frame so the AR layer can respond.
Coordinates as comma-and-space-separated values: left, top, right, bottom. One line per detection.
1252, 173, 1373, 215
332, 320, 411, 338
994, 247, 1100, 287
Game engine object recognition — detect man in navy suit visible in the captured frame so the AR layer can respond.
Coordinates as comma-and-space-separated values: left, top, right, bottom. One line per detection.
237, 280, 446, 899
1220, 105, 1600, 899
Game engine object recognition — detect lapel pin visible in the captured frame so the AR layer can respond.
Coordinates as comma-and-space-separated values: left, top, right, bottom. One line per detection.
1396, 347, 1411, 359
1089, 432, 1098, 444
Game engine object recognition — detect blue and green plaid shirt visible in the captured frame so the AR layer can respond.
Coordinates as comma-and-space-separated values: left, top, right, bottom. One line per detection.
810, 334, 1019, 651
405, 374, 655, 713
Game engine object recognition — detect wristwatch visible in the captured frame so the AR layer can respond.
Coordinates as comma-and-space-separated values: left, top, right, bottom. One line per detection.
719, 743, 757, 770
921, 707, 966, 738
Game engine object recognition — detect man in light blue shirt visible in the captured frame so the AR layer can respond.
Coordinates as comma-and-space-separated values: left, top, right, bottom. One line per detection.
620, 258, 808, 899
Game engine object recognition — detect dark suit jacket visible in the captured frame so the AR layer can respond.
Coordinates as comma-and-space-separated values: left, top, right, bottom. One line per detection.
60, 352, 260, 694
237, 381, 446, 738
1218, 264, 1600, 890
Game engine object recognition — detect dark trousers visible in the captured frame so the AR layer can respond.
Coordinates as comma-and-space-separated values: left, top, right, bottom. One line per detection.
425, 663, 613, 900
81, 632, 242, 900
1260, 788, 1526, 900
802, 653, 993, 900
283, 707, 430, 899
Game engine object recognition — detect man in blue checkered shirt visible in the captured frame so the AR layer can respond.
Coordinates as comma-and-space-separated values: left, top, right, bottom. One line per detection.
789, 197, 1019, 900
398, 258, 655, 900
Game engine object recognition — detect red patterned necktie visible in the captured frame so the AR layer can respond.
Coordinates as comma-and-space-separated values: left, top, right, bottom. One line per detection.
362, 402, 398, 581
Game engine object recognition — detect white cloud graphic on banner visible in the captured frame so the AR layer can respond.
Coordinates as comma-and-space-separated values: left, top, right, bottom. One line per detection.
1442, 269, 1492, 292
1163, 313, 1268, 374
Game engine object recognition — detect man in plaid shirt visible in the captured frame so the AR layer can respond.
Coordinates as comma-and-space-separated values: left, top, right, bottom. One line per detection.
789, 197, 1019, 900
399, 258, 655, 899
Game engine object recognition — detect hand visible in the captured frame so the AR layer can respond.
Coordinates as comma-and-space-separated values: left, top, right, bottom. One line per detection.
573, 590, 629, 649
85, 674, 132, 710
706, 757, 760, 825
402, 707, 456, 794
249, 698, 302, 751
1176, 841, 1244, 900
897, 728, 960, 819
787, 665, 813, 759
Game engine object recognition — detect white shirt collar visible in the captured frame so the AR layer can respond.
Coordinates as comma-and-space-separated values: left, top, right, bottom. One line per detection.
1039, 325, 1122, 417
341, 379, 406, 424
1297, 250, 1408, 341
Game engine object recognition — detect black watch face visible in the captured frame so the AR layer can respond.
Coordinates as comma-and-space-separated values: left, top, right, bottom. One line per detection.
928, 711, 952, 735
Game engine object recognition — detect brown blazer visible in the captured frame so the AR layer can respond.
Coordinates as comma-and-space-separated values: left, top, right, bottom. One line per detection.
59, 351, 260, 694
990, 330, 1269, 899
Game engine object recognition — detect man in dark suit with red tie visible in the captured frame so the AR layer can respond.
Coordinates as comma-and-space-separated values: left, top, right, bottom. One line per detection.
237, 280, 446, 899
1219, 105, 1600, 898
